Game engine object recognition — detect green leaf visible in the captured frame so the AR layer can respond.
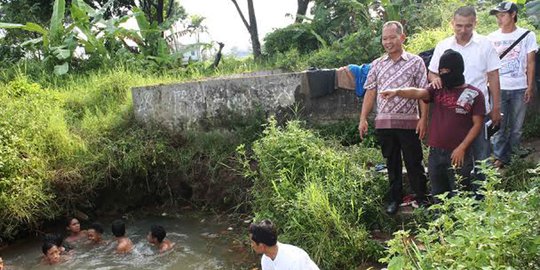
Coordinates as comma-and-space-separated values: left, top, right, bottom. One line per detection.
53, 62, 69, 75
49, 0, 66, 45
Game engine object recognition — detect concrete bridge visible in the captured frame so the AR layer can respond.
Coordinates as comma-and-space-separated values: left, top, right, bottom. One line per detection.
132, 71, 361, 132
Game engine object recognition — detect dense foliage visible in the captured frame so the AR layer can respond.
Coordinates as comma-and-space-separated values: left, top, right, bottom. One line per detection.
238, 118, 388, 269
383, 166, 540, 270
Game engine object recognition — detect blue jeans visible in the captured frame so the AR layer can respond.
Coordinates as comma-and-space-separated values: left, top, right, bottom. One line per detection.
428, 147, 475, 200
491, 89, 527, 164
472, 115, 491, 163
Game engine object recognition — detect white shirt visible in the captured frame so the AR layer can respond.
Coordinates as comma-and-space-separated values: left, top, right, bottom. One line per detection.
488, 27, 538, 90
261, 242, 320, 270
429, 32, 501, 113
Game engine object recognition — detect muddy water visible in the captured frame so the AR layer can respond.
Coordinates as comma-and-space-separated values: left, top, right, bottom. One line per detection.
0, 213, 257, 270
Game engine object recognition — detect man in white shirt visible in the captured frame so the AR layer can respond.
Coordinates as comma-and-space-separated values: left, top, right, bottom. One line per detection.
488, 2, 538, 168
248, 219, 319, 270
428, 6, 501, 186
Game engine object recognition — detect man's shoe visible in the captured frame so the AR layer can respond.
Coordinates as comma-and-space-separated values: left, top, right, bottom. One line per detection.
386, 202, 399, 215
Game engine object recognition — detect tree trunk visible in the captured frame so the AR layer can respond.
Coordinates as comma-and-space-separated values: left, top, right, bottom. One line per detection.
230, 0, 261, 59
156, 0, 164, 25
247, 0, 261, 58
295, 0, 310, 23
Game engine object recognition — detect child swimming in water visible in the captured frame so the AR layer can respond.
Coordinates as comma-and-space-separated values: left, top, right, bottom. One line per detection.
111, 219, 133, 254
44, 233, 73, 254
87, 222, 105, 245
41, 242, 62, 265
147, 225, 175, 253
65, 217, 87, 243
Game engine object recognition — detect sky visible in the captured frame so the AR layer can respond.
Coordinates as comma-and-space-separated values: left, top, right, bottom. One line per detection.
180, 0, 300, 54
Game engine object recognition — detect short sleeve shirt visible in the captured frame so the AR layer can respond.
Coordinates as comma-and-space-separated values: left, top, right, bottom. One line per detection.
429, 32, 501, 113
261, 242, 320, 270
425, 84, 485, 151
488, 27, 539, 90
364, 51, 429, 130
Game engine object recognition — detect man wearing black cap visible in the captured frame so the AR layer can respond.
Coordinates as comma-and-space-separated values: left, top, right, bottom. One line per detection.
381, 49, 485, 200
488, 2, 538, 168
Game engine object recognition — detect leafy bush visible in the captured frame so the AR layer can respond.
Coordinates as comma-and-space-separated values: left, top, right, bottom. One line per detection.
239, 118, 387, 269
383, 166, 540, 270
0, 77, 85, 238
263, 23, 321, 56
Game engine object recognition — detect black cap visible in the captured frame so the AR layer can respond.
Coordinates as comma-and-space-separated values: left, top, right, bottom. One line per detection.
489, 2, 518, 15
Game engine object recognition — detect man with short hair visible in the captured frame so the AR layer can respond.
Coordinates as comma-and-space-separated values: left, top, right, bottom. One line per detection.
488, 2, 538, 168
248, 219, 319, 270
111, 219, 133, 254
428, 6, 502, 171
359, 21, 429, 215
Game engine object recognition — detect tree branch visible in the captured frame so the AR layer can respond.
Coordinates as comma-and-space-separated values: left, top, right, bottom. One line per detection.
230, 0, 251, 31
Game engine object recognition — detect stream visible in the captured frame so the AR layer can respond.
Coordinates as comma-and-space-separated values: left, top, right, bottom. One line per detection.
0, 212, 256, 270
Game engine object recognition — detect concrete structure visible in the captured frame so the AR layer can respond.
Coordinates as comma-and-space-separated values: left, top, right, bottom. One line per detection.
132, 71, 360, 132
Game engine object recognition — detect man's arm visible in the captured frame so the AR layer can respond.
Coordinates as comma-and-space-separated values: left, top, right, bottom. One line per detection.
428, 71, 443, 89
379, 87, 430, 100
525, 51, 536, 103
451, 114, 483, 167
418, 99, 429, 140
487, 69, 502, 126
359, 90, 377, 139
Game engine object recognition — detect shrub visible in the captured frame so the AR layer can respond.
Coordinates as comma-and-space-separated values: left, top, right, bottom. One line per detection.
0, 77, 84, 238
382, 166, 540, 270
239, 118, 387, 269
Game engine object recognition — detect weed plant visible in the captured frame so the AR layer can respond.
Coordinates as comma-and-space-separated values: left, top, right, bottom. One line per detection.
383, 165, 540, 270
239, 118, 388, 269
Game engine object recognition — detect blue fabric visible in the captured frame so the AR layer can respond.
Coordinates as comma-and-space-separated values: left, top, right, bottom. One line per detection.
348, 64, 371, 97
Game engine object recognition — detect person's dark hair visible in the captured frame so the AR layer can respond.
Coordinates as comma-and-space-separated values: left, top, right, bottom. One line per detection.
111, 219, 126, 237
90, 222, 104, 234
150, 225, 166, 243
248, 219, 277, 246
43, 234, 63, 247
454, 6, 476, 18
66, 217, 77, 227
512, 11, 518, 23
42, 241, 56, 255
383, 21, 404, 35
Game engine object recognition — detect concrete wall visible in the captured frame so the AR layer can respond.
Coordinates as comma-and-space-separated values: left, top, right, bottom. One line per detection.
132, 72, 360, 132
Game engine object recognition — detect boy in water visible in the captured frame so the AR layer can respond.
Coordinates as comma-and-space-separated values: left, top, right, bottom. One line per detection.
87, 222, 105, 245
111, 219, 133, 254
41, 242, 62, 265
147, 225, 175, 253
65, 217, 87, 243
0, 256, 4, 270
381, 49, 485, 200
44, 233, 72, 254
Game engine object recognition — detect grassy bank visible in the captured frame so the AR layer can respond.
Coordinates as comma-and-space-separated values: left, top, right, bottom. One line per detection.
0, 58, 271, 241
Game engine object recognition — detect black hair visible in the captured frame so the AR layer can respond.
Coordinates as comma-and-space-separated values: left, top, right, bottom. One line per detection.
42, 241, 56, 255
150, 225, 167, 243
89, 222, 104, 234
111, 219, 126, 237
248, 219, 277, 246
454, 6, 476, 18
66, 217, 78, 227
43, 234, 63, 247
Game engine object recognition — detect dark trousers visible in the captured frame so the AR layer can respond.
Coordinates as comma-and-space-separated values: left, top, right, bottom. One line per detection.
428, 147, 475, 200
376, 129, 427, 203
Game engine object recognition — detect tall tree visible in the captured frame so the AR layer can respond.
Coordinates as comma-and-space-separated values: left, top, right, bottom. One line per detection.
139, 0, 185, 27
295, 0, 311, 23
230, 0, 261, 59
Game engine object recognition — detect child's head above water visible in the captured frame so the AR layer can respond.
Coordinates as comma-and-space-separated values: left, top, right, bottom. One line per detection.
42, 242, 61, 265
66, 217, 81, 234
148, 225, 166, 244
88, 222, 104, 242
111, 219, 126, 238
